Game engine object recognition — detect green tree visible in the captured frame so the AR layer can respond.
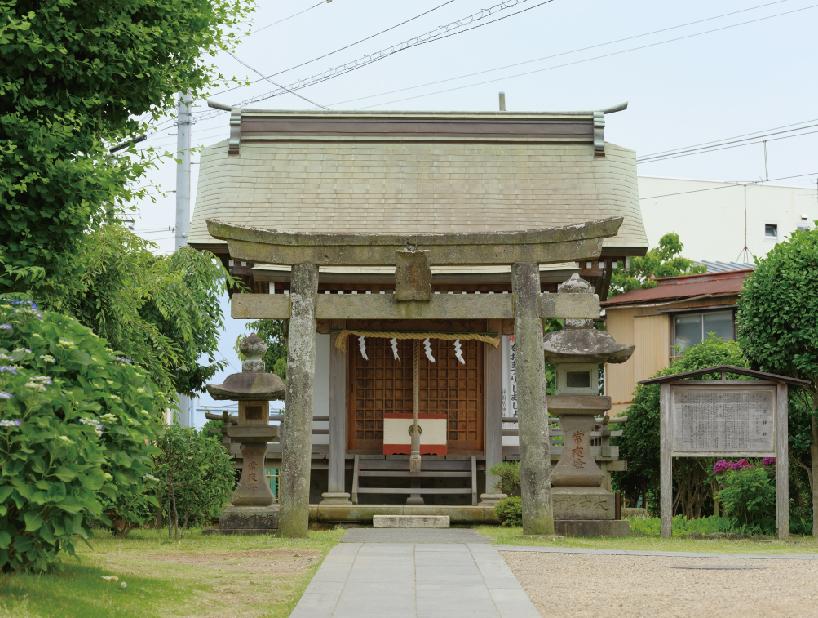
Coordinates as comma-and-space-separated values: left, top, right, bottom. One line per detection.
47, 226, 233, 402
609, 232, 706, 296
153, 425, 235, 539
736, 224, 818, 535
614, 336, 749, 517
0, 0, 252, 294
237, 319, 288, 380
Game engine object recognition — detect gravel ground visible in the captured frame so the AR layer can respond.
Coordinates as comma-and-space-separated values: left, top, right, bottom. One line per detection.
501, 551, 818, 618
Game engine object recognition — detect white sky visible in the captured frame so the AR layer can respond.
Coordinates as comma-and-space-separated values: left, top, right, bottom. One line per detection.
131, 0, 818, 252
123, 0, 818, 418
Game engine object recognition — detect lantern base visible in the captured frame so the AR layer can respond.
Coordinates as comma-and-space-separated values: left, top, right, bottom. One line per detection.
552, 486, 616, 521
203, 505, 280, 535
554, 519, 629, 537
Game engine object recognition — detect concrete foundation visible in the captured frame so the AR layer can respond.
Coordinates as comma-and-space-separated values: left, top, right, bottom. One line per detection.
311, 504, 499, 524
555, 519, 630, 537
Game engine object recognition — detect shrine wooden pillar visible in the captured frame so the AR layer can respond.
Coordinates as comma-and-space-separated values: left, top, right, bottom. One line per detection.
481, 318, 505, 504
321, 319, 351, 505
280, 263, 318, 538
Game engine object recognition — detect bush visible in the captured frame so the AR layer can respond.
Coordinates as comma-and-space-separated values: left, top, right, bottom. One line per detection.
614, 335, 749, 517
717, 463, 776, 535
494, 496, 522, 527
489, 461, 520, 497
0, 301, 162, 575
628, 514, 732, 536
153, 425, 235, 538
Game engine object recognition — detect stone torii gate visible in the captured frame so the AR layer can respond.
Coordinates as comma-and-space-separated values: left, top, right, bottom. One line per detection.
207, 216, 623, 538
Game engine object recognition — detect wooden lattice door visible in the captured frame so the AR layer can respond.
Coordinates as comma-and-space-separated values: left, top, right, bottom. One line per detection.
347, 337, 484, 454
419, 339, 484, 454
348, 338, 414, 453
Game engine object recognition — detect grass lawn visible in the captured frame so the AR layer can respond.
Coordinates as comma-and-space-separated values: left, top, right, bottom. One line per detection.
479, 525, 818, 555
0, 527, 343, 618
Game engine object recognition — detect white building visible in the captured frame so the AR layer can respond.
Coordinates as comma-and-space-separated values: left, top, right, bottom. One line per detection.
638, 176, 817, 262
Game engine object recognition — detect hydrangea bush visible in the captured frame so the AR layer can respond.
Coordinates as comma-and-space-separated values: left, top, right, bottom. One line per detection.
0, 301, 162, 576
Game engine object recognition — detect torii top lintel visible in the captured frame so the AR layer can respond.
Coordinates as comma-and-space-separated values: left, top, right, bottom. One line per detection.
205, 217, 623, 267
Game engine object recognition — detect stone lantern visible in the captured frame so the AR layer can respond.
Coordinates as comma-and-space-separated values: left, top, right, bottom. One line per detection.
543, 275, 634, 535
206, 334, 285, 534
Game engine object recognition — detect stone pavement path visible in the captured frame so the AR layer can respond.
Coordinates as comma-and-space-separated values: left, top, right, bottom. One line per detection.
290, 530, 540, 618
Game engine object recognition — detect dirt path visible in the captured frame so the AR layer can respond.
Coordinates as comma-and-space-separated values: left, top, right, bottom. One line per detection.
502, 551, 818, 618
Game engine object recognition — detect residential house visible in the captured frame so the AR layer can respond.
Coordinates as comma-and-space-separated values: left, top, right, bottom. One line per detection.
601, 268, 752, 416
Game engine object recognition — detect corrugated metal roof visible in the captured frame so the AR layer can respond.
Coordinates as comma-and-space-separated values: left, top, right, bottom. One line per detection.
695, 260, 756, 273
601, 270, 752, 306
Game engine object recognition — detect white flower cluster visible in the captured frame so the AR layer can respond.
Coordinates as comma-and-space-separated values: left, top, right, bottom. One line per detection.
78, 417, 105, 436
39, 355, 55, 363
142, 473, 159, 483
24, 376, 52, 391
58, 338, 77, 349
99, 413, 118, 423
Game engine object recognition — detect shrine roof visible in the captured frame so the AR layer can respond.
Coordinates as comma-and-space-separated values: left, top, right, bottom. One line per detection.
189, 108, 647, 256
639, 365, 810, 386
600, 270, 752, 307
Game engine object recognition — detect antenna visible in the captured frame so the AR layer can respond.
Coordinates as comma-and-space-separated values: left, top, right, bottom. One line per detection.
763, 140, 768, 181
736, 184, 754, 263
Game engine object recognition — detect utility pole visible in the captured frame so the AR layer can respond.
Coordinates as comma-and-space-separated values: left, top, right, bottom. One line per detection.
174, 91, 192, 426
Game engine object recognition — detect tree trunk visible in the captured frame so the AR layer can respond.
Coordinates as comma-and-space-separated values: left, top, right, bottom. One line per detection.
156, 486, 163, 530
167, 484, 173, 540
810, 410, 818, 536
181, 511, 190, 539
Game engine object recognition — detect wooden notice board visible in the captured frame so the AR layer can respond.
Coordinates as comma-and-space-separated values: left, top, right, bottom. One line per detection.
660, 380, 789, 539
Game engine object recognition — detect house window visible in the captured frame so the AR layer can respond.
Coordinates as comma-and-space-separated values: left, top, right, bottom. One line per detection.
764, 223, 778, 240
673, 310, 734, 354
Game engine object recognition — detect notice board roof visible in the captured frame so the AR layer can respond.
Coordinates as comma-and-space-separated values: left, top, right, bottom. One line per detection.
638, 365, 810, 386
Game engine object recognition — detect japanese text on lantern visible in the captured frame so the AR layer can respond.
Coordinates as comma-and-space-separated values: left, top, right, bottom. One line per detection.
571, 431, 585, 468
672, 388, 775, 454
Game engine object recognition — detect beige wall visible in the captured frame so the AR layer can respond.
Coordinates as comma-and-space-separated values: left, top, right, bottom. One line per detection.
604, 296, 738, 416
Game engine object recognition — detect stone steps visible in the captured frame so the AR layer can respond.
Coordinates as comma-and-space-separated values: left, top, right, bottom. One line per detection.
373, 515, 450, 528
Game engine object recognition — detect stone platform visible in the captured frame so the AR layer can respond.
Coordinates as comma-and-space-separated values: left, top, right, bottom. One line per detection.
555, 519, 630, 537
310, 504, 628, 536
311, 504, 499, 525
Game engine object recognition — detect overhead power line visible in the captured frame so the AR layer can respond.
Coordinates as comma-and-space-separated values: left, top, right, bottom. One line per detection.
253, 1, 327, 34
196, 0, 555, 121
640, 171, 818, 201
352, 0, 816, 109
226, 51, 330, 110
240, 0, 459, 83
326, 0, 797, 107
637, 122, 818, 164
637, 116, 818, 161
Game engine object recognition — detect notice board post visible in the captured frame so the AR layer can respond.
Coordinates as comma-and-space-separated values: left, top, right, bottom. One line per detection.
641, 366, 809, 540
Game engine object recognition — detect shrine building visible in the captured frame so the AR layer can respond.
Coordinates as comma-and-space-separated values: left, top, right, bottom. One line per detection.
190, 107, 648, 516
